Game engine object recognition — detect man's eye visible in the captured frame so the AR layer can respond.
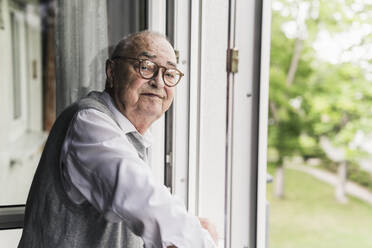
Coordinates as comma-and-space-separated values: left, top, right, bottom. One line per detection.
165, 72, 175, 78
141, 65, 149, 71
141, 62, 156, 72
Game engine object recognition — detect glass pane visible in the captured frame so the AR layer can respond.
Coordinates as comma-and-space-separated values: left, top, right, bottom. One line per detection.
0, 0, 56, 206
1, 0, 147, 207
55, 0, 147, 113
1, 0, 147, 245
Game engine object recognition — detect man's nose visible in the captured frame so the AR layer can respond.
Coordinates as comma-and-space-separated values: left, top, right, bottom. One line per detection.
151, 69, 165, 88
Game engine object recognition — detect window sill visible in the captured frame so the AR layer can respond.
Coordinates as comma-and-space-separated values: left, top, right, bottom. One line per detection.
0, 205, 24, 229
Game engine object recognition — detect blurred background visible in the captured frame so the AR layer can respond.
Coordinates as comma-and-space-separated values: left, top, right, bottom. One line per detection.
267, 0, 372, 247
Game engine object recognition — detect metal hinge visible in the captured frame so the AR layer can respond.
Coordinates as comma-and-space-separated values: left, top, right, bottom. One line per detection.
175, 50, 180, 64
165, 152, 173, 192
226, 48, 239, 73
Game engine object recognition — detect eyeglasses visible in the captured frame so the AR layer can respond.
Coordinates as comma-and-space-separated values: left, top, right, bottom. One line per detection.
111, 56, 184, 87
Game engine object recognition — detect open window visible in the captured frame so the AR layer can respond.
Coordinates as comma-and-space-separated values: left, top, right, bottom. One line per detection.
0, 0, 147, 245
165, 0, 271, 247
0, 1, 271, 247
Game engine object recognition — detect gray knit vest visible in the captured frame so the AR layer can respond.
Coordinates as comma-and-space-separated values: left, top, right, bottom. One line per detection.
18, 92, 144, 248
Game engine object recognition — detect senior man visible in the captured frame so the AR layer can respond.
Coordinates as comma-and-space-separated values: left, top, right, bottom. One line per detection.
19, 31, 217, 248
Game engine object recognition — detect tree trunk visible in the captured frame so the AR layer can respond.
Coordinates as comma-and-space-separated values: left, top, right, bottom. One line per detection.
274, 165, 285, 199
286, 38, 303, 86
273, 37, 304, 201
335, 161, 348, 204
269, 101, 279, 122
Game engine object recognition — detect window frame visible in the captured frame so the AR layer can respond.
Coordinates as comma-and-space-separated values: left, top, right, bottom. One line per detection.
168, 0, 272, 247
0, 205, 24, 230
0, 3, 272, 248
0, 0, 151, 231
0, 3, 28, 230
9, 5, 28, 141
147, 0, 168, 185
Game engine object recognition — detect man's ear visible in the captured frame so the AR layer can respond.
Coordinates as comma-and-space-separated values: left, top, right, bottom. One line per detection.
106, 59, 115, 85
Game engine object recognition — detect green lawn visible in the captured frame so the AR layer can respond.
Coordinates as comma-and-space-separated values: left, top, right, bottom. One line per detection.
267, 167, 372, 248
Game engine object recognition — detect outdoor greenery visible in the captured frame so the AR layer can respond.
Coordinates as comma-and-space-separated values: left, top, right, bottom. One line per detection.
267, 166, 372, 248
268, 0, 372, 245
268, 0, 372, 190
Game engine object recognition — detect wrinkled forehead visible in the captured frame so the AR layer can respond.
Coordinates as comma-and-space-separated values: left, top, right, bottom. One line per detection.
126, 36, 176, 64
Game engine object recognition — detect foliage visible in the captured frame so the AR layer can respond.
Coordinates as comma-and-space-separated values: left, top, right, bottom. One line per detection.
348, 162, 372, 192
268, 0, 372, 169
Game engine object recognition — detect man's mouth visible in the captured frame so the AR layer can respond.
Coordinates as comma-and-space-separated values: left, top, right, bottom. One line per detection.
141, 93, 163, 99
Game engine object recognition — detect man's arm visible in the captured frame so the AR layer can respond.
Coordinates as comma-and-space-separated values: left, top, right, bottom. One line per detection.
62, 109, 217, 247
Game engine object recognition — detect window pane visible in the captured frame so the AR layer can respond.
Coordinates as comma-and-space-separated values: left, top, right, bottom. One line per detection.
1, 0, 147, 207
55, 0, 147, 113
1, 0, 147, 245
0, 0, 56, 206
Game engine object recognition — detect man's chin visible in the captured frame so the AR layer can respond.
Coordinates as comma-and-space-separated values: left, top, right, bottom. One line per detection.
140, 106, 163, 119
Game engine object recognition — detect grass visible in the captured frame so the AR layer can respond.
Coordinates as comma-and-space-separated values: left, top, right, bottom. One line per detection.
267, 166, 372, 248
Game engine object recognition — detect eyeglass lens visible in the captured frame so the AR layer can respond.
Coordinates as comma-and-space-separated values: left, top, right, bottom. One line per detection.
139, 60, 181, 86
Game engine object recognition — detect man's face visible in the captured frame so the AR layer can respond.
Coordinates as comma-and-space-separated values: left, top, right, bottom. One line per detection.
109, 36, 177, 128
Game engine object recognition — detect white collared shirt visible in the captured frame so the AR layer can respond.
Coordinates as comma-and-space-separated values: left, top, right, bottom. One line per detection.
60, 91, 216, 248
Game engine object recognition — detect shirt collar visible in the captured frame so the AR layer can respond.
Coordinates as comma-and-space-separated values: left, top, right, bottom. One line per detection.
101, 91, 153, 148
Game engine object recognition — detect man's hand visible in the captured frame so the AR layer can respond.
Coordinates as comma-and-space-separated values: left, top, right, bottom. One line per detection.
166, 218, 218, 248
199, 217, 218, 245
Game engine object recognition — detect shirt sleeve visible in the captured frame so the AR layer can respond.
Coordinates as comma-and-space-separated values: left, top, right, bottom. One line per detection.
61, 109, 217, 248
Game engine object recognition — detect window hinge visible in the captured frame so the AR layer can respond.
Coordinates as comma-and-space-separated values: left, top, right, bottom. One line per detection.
165, 152, 173, 191
165, 152, 172, 165
226, 48, 239, 73
175, 50, 180, 64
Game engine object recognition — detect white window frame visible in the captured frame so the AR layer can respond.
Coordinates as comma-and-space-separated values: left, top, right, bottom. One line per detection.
227, 0, 271, 247
169, 0, 271, 247
0, 2, 29, 233
147, 0, 167, 185
164, 0, 191, 205
257, 0, 272, 247
9, 6, 28, 142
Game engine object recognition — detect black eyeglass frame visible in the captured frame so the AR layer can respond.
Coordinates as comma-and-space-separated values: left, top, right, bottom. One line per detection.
111, 56, 184, 87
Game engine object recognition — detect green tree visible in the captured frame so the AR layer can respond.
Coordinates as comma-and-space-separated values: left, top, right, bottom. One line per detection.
268, 0, 372, 200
